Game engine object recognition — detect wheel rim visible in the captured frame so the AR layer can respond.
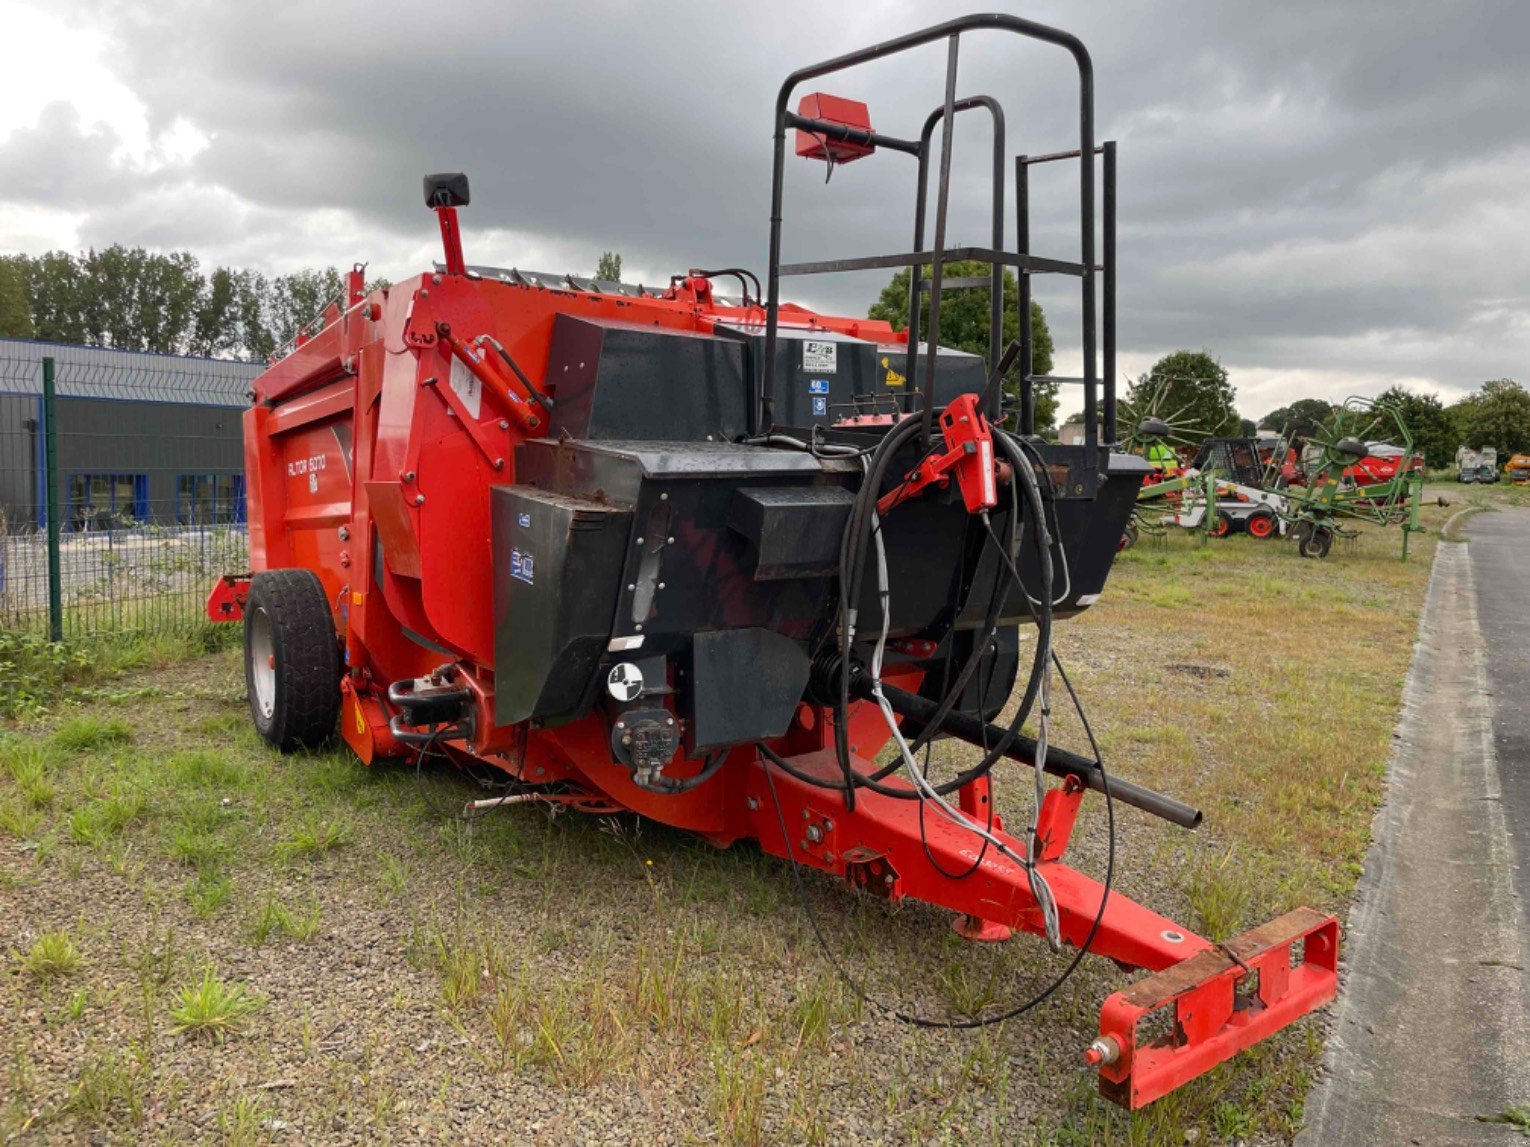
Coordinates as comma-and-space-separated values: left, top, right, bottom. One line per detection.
1249, 515, 1274, 538
1212, 514, 1230, 537
249, 607, 276, 719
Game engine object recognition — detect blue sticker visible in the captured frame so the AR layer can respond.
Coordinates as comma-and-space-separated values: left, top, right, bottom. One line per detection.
808, 379, 830, 395
511, 549, 535, 584
518, 512, 531, 527
812, 396, 828, 416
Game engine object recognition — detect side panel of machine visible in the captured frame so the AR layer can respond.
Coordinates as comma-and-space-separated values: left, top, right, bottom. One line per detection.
492, 484, 633, 725
251, 376, 357, 619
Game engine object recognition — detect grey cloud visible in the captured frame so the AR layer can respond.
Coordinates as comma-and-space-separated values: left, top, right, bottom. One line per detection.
4, 0, 1530, 405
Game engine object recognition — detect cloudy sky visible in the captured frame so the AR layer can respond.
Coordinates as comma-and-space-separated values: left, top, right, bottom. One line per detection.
0, 0, 1526, 418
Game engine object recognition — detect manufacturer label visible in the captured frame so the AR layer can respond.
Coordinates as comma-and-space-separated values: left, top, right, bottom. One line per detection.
449, 354, 483, 419
802, 340, 837, 372
812, 396, 828, 416
510, 548, 535, 584
808, 379, 830, 395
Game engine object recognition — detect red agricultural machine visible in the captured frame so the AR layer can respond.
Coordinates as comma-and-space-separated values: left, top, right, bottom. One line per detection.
209, 15, 1337, 1108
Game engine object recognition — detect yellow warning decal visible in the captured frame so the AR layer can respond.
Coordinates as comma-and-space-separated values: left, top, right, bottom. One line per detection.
881, 356, 906, 388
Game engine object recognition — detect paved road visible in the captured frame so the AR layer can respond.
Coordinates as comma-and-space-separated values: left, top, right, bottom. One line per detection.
1301, 509, 1530, 1145
1471, 509, 1530, 919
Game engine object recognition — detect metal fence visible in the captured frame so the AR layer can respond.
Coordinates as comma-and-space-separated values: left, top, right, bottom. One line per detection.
0, 343, 261, 640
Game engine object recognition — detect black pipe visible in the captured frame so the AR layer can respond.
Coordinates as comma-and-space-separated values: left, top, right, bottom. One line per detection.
863, 676, 1203, 830
913, 96, 1006, 419
1102, 140, 1117, 445
1016, 154, 1034, 435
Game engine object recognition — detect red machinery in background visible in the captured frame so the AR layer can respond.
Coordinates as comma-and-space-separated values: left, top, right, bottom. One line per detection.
210, 15, 1337, 1109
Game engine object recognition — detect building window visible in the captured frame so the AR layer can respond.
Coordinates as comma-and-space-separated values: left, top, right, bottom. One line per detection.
176, 473, 246, 526
67, 473, 148, 531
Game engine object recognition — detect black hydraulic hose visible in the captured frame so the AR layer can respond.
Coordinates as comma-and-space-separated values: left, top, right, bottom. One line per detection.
866, 428, 1053, 797
826, 422, 1053, 803
689, 267, 763, 307
481, 336, 555, 413
641, 749, 727, 794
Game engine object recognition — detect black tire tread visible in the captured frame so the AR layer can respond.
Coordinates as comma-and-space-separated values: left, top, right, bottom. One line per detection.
245, 569, 341, 751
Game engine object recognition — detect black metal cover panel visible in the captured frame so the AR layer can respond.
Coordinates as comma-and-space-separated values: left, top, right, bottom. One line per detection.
547, 315, 750, 443
685, 628, 811, 751
727, 485, 855, 579
492, 484, 633, 725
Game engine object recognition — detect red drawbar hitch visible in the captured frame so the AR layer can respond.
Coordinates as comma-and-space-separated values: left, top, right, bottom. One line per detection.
877, 393, 999, 517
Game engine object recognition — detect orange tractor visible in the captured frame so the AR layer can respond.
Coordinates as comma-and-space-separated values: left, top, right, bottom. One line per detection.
209, 15, 1336, 1108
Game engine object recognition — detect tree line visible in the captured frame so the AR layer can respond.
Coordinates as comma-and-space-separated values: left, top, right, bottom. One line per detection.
0, 246, 387, 361
1261, 380, 1530, 468
1071, 348, 1529, 468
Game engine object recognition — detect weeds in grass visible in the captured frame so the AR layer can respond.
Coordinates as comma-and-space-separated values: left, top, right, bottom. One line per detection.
1476, 1106, 1530, 1135
708, 1048, 769, 1146
62, 989, 90, 1022
247, 896, 323, 945
168, 748, 249, 790
15, 930, 84, 979
1186, 846, 1254, 940
166, 803, 234, 872
280, 816, 352, 859
0, 741, 57, 808
376, 850, 408, 895
68, 788, 145, 847
169, 970, 265, 1042
0, 796, 44, 839
66, 1048, 148, 1127
52, 715, 134, 752
217, 1096, 274, 1146
432, 929, 486, 1011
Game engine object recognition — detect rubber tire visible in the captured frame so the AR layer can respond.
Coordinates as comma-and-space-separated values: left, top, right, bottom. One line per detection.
1210, 512, 1233, 538
244, 569, 342, 751
1246, 510, 1277, 540
1298, 526, 1333, 559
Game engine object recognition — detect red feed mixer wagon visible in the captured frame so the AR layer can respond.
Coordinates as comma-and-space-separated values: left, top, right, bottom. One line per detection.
208, 15, 1337, 1108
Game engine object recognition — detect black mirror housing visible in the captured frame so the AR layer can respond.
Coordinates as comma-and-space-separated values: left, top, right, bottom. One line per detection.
423, 172, 470, 209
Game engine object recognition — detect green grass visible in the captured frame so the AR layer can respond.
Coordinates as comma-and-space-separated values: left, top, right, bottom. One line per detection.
15, 930, 84, 980
246, 895, 323, 945
168, 970, 265, 1042
279, 816, 353, 859
1, 487, 1510, 1142
51, 715, 134, 753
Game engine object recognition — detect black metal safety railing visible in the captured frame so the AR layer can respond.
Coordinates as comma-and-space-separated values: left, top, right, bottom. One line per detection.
759, 13, 1118, 466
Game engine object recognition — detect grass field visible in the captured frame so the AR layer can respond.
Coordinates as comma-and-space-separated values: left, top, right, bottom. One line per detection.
1, 485, 1522, 1144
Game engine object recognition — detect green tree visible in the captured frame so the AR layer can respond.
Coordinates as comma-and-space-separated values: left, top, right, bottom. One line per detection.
1450, 378, 1530, 457
1134, 349, 1238, 437
1261, 398, 1336, 441
595, 252, 622, 282
1374, 385, 1455, 468
867, 262, 1056, 428
190, 266, 242, 358
25, 251, 90, 344
0, 256, 33, 338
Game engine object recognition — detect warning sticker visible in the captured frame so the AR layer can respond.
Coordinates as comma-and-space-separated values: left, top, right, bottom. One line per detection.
812, 396, 828, 416
449, 354, 483, 419
802, 340, 837, 372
